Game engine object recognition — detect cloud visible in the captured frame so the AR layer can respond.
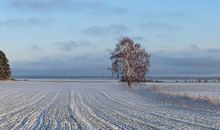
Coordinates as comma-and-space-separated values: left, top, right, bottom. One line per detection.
9, 0, 129, 15
82, 26, 105, 36
108, 24, 128, 35
0, 18, 50, 27
12, 44, 220, 76
12, 52, 111, 76
160, 56, 220, 68
10, 0, 69, 11
150, 56, 220, 76
149, 46, 220, 76
141, 10, 188, 19
55, 40, 92, 51
189, 44, 200, 49
207, 48, 220, 53
31, 45, 42, 51
139, 22, 181, 32
82, 24, 128, 36
190, 45, 220, 56
132, 36, 146, 42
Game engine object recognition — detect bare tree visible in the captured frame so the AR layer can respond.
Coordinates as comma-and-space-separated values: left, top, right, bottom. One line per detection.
110, 37, 150, 86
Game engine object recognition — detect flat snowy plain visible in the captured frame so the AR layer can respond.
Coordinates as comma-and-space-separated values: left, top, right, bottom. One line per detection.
0, 80, 220, 129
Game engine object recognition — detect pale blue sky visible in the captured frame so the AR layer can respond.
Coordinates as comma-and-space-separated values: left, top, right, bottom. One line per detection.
1, 0, 220, 76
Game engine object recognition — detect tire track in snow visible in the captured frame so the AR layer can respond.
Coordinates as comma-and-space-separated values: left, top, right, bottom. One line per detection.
83, 91, 159, 129
0, 91, 54, 129
0, 91, 42, 117
73, 92, 118, 129
31, 88, 81, 130
0, 81, 219, 129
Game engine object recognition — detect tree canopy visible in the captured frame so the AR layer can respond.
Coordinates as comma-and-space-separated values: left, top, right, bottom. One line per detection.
0, 50, 11, 80
110, 37, 150, 86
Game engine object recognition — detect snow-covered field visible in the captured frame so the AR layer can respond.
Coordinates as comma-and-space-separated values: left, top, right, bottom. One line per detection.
145, 83, 220, 103
0, 81, 220, 129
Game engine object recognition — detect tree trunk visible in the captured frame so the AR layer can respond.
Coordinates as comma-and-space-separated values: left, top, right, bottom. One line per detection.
125, 43, 132, 86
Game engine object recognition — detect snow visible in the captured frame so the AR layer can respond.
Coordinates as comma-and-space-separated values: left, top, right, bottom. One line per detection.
0, 80, 219, 129
145, 83, 220, 104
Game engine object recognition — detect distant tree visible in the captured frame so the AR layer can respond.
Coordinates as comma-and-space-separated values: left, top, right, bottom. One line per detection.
110, 37, 150, 86
0, 50, 11, 80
